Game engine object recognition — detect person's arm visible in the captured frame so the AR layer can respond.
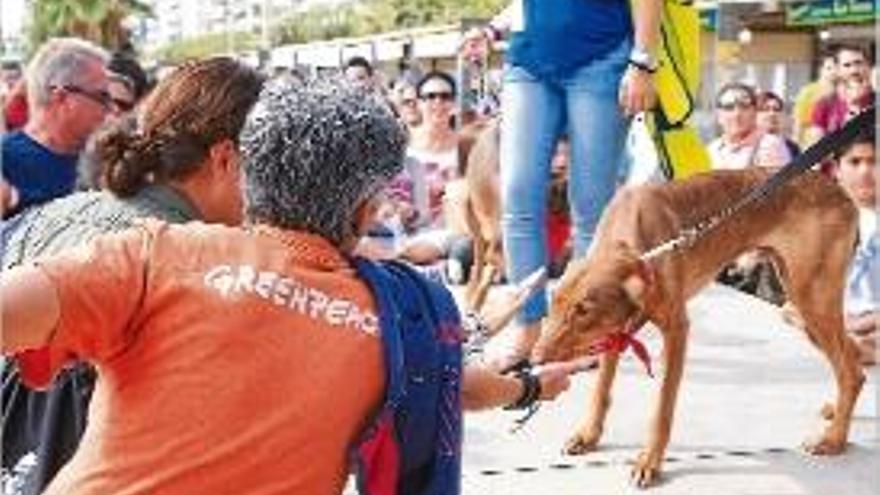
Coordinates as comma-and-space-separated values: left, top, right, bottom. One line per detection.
489, 2, 515, 34
1, 265, 61, 352
459, 2, 513, 60
631, 0, 662, 59
0, 178, 19, 216
461, 360, 590, 411
1, 227, 151, 388
461, 365, 524, 410
619, 0, 662, 116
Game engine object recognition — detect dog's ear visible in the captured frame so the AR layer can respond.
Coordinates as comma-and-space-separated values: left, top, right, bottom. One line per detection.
621, 272, 646, 309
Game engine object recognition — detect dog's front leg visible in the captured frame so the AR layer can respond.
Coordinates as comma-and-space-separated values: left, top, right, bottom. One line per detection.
632, 320, 689, 488
565, 351, 620, 455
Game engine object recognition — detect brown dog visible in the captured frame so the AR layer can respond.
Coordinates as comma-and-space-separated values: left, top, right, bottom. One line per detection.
460, 120, 571, 310
532, 168, 865, 487
461, 118, 503, 309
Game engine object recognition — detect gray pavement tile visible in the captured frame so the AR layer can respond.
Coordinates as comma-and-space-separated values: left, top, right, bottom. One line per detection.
461, 284, 879, 495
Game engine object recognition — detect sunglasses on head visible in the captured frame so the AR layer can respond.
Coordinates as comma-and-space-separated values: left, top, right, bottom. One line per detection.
717, 92, 755, 111
420, 91, 454, 102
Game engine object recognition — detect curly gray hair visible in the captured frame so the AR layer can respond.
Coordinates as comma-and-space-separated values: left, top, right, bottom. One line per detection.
239, 78, 407, 245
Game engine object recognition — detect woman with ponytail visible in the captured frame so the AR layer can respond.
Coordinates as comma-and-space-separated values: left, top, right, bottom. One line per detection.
0, 57, 264, 495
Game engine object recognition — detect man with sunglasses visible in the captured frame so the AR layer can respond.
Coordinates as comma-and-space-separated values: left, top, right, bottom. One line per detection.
1, 37, 110, 217
708, 82, 790, 171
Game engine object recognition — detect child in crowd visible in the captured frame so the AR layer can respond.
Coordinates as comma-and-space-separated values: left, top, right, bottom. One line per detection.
783, 129, 877, 365
834, 130, 878, 365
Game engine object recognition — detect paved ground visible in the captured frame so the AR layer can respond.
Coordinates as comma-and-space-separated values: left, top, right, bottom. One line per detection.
461, 284, 879, 495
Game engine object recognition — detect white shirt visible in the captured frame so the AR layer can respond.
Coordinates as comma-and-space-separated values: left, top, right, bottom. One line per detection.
708, 131, 791, 170
845, 206, 880, 315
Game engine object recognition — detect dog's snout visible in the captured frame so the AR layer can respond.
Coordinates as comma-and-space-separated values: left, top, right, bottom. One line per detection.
532, 318, 569, 364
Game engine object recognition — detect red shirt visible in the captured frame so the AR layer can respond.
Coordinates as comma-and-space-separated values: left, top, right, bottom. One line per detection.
547, 210, 571, 263
4, 90, 28, 130
811, 90, 875, 135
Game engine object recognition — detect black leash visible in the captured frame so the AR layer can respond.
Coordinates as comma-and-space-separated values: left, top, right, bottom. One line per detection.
642, 105, 876, 261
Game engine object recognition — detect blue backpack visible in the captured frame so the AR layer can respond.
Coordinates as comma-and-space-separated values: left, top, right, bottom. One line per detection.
352, 259, 463, 495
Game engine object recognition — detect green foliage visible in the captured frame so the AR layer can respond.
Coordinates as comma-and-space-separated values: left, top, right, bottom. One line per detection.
28, 0, 153, 53
274, 0, 506, 45
152, 32, 260, 64
273, 4, 363, 44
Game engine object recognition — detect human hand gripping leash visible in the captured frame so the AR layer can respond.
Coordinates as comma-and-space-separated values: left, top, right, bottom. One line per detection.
502, 357, 596, 433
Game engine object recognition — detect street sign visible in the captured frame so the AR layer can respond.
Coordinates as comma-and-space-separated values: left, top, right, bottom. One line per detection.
699, 8, 718, 32
786, 0, 877, 26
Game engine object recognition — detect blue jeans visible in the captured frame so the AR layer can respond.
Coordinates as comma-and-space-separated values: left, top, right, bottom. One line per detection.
500, 40, 631, 325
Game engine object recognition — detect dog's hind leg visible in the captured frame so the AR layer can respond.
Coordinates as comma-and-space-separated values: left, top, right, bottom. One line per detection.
782, 253, 865, 455
464, 198, 487, 308
565, 352, 621, 455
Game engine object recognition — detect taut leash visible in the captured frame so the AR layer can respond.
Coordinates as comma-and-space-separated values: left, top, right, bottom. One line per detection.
642, 106, 876, 261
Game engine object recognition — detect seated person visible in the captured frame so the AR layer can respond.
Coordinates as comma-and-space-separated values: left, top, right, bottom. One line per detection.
360, 72, 465, 271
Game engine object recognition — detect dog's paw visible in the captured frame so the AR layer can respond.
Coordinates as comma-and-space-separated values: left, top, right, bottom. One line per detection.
803, 436, 847, 456
631, 451, 663, 488
819, 402, 835, 421
563, 433, 600, 456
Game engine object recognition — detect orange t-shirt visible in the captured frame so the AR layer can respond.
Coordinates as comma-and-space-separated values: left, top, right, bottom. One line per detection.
31, 221, 385, 495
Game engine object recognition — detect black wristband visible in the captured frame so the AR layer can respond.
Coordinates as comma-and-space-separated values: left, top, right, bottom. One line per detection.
504, 370, 542, 410
628, 59, 657, 74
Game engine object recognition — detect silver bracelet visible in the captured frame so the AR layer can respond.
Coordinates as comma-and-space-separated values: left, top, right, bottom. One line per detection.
463, 311, 490, 340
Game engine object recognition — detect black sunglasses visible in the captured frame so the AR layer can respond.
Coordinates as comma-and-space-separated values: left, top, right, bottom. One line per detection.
58, 85, 112, 109
111, 97, 135, 113
420, 91, 454, 102
716, 92, 755, 111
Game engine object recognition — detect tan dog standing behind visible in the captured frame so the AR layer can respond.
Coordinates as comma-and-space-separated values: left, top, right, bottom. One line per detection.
461, 118, 503, 309
532, 168, 865, 487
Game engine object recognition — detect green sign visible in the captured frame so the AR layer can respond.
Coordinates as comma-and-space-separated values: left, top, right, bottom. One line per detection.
699, 9, 718, 32
786, 0, 878, 26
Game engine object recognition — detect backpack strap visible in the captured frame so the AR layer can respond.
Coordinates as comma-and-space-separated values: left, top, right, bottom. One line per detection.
351, 258, 463, 495
352, 258, 406, 406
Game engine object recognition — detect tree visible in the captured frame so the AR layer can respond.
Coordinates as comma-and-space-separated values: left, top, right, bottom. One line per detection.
273, 0, 507, 46
153, 32, 259, 64
29, 0, 152, 52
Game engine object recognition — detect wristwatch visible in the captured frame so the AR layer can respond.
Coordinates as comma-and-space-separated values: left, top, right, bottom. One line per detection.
628, 46, 659, 73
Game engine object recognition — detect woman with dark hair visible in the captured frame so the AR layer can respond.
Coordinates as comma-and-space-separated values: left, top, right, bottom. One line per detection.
756, 90, 800, 158
371, 70, 469, 267
408, 70, 460, 230
1, 56, 265, 495
0, 77, 577, 495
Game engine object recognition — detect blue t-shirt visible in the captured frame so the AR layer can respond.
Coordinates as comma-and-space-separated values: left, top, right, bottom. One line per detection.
2, 131, 78, 216
507, 0, 633, 79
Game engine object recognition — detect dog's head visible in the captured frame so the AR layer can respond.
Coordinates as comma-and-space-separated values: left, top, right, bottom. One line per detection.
532, 241, 648, 364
